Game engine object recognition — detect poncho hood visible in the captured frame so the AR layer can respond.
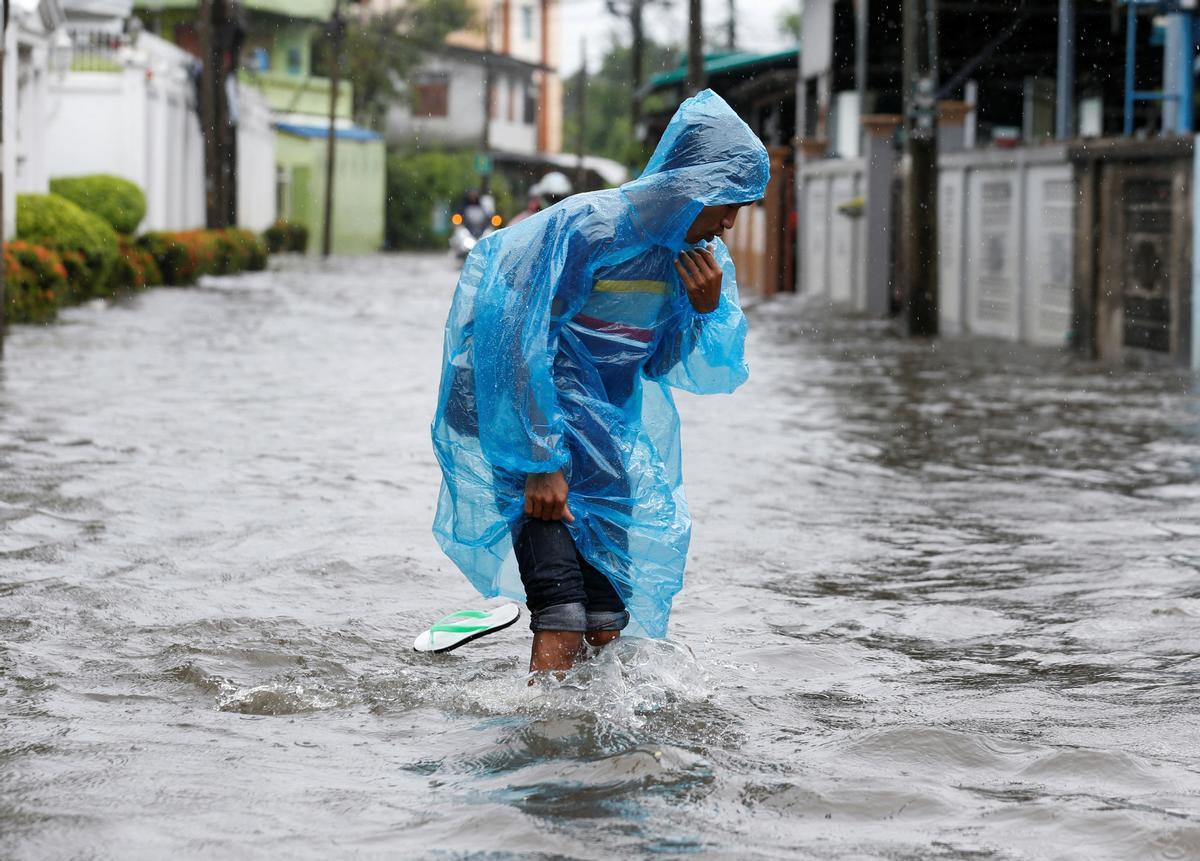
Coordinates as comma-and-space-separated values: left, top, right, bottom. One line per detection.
620, 89, 771, 250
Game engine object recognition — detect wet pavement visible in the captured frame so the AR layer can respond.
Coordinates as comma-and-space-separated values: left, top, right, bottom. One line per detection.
2, 253, 1200, 859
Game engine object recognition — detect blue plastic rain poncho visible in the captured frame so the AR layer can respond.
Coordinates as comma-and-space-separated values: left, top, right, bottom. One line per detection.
431, 90, 770, 638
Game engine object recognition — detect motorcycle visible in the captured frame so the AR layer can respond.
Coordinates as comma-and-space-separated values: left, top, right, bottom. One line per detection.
450, 201, 502, 261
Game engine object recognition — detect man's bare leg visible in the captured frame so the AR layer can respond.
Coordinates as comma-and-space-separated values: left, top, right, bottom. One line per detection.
529, 630, 584, 678
585, 631, 619, 649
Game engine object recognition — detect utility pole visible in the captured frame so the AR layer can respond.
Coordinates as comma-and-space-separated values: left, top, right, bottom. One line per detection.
630, 0, 643, 128
480, 2, 494, 195
855, 0, 868, 106
321, 0, 344, 258
727, 0, 736, 51
0, 0, 8, 356
605, 0, 648, 131
576, 37, 587, 191
199, 0, 220, 228
902, 0, 938, 336
687, 0, 704, 94
198, 0, 236, 229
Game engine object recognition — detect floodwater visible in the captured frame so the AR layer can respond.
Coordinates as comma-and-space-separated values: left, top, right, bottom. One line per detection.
3, 253, 1200, 860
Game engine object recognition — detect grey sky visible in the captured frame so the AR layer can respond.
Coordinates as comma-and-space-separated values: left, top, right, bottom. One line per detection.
559, 0, 799, 76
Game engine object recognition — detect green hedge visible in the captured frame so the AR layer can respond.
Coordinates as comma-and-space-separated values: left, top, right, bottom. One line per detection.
138, 228, 270, 286
263, 221, 309, 254
50, 174, 147, 235
113, 238, 164, 291
227, 228, 269, 271
16, 193, 119, 301
385, 150, 512, 250
8, 179, 271, 325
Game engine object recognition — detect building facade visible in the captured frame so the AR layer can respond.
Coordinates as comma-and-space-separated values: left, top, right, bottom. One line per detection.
381, 0, 562, 157
132, 0, 385, 253
796, 0, 1200, 369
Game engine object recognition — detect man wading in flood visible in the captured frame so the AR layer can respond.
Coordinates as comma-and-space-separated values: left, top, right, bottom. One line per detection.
431, 90, 769, 676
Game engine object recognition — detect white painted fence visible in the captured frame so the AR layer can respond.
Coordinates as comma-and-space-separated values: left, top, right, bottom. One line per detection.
44, 31, 275, 233
939, 146, 1075, 347
798, 158, 868, 310
4, 7, 63, 238
236, 81, 277, 232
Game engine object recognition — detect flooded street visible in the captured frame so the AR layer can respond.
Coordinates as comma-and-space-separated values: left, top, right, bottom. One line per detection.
3, 252, 1200, 859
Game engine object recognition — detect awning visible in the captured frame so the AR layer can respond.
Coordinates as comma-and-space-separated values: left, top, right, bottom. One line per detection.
275, 121, 383, 142
645, 47, 800, 95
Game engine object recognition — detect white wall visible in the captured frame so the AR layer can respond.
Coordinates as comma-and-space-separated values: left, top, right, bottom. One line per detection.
3, 25, 19, 239
490, 68, 537, 154
939, 146, 1074, 347
46, 66, 204, 231
4, 18, 58, 238
44, 31, 273, 233
799, 158, 868, 311
237, 85, 276, 231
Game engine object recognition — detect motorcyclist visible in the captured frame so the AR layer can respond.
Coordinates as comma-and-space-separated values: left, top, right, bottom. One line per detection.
457, 190, 490, 239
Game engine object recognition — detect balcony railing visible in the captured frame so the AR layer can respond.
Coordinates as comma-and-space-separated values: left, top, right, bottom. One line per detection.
238, 69, 353, 119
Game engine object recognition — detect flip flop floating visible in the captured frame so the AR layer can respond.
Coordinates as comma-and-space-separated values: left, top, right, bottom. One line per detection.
413, 604, 522, 654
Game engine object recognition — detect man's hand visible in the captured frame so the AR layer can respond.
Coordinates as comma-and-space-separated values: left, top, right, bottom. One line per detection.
676, 246, 723, 313
525, 470, 574, 522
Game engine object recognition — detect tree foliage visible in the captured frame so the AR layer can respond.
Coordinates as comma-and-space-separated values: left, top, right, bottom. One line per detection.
562, 37, 679, 170
314, 0, 475, 131
386, 150, 514, 250
779, 10, 802, 42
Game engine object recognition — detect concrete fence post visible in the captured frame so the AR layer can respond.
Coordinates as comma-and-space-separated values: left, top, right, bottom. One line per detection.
861, 115, 901, 317
794, 137, 828, 296
937, 100, 971, 154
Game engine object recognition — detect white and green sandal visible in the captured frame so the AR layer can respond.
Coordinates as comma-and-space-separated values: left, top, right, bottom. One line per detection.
413, 604, 522, 654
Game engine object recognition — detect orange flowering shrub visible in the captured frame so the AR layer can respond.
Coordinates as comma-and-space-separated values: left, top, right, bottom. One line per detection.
138, 228, 267, 285
112, 238, 164, 292
4, 241, 68, 324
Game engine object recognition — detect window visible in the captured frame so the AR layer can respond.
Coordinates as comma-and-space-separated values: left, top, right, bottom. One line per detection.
416, 74, 450, 118
524, 87, 537, 125
521, 6, 534, 41
287, 47, 302, 76
509, 80, 518, 122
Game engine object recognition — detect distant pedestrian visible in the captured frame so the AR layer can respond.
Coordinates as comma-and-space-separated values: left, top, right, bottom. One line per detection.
432, 90, 768, 676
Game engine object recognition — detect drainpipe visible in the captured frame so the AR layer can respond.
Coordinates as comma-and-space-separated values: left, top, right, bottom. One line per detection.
1176, 8, 1195, 133
1055, 0, 1074, 139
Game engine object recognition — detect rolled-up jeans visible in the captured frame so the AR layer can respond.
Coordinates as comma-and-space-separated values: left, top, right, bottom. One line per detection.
513, 518, 630, 633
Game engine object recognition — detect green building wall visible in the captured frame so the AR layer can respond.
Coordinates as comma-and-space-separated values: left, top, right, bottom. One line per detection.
276, 132, 385, 255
